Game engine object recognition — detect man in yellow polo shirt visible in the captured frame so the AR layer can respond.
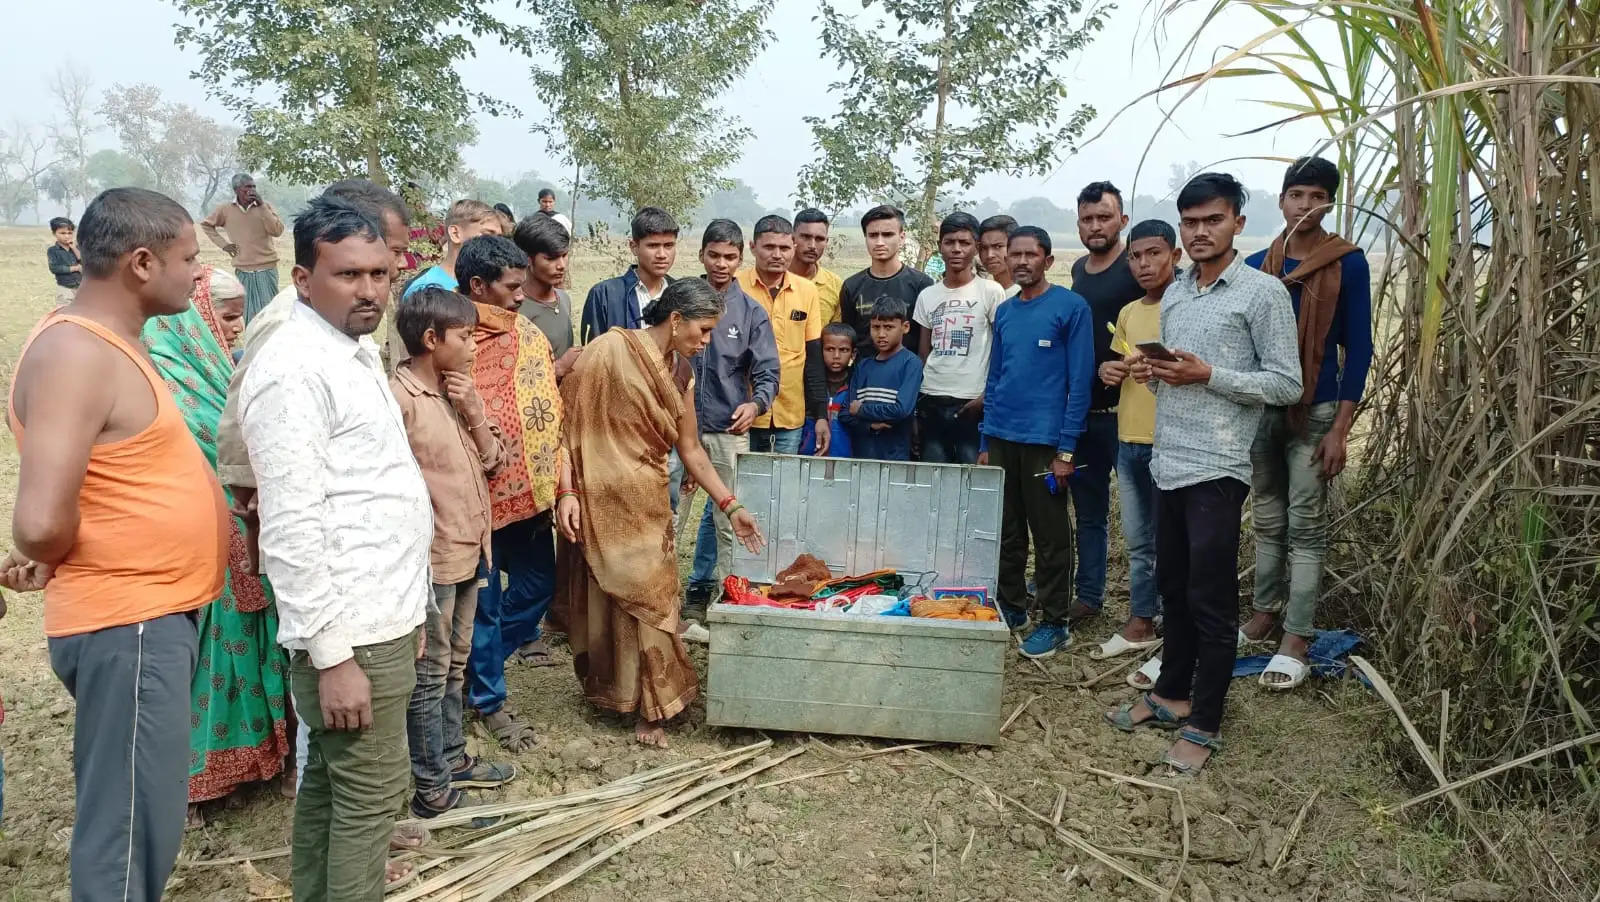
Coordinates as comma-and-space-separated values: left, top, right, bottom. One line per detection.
738, 215, 829, 455
792, 208, 844, 324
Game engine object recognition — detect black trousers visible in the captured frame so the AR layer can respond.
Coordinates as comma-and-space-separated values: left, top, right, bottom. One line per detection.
1152, 477, 1249, 733
990, 436, 1076, 624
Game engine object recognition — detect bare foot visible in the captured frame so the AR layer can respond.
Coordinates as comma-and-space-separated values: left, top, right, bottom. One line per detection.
1120, 616, 1158, 642
1240, 610, 1278, 642
279, 770, 297, 800
185, 804, 205, 831
389, 823, 429, 852
634, 720, 669, 749
384, 858, 415, 889
1262, 633, 1311, 686
1166, 730, 1218, 774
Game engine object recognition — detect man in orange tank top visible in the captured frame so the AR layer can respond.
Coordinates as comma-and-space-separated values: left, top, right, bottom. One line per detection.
4, 187, 227, 902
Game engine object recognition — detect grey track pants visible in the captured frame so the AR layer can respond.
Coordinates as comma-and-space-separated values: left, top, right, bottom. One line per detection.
48, 612, 198, 902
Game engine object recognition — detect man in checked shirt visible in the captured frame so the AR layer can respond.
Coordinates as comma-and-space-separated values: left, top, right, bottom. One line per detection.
1105, 172, 1302, 776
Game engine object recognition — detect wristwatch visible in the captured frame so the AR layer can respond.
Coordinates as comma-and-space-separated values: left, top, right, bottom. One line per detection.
1054, 451, 1075, 465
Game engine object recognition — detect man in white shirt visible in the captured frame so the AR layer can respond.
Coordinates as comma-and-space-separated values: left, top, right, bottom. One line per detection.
239, 195, 432, 901
914, 211, 1005, 463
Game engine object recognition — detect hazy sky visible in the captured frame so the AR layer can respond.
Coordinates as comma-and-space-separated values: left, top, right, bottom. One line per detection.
5, 0, 1334, 208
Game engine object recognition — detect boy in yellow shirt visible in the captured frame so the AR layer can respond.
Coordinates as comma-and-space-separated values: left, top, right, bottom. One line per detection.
1094, 220, 1182, 663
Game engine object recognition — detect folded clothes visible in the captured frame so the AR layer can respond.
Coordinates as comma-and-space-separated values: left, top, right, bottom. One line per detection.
771, 553, 834, 599
911, 596, 999, 621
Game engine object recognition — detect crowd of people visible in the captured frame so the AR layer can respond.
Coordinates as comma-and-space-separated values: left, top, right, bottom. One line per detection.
4, 155, 1370, 900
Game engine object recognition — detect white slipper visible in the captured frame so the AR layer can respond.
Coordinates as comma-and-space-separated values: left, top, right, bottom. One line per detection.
681, 622, 711, 645
1091, 633, 1162, 660
1126, 655, 1162, 689
1259, 653, 1309, 690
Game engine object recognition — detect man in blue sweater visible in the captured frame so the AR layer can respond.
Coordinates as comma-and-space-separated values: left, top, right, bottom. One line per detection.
579, 207, 677, 343
1243, 156, 1372, 689
977, 225, 1096, 658
839, 298, 923, 460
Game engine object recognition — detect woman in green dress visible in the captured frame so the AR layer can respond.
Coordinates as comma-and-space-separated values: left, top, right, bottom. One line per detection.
142, 266, 292, 824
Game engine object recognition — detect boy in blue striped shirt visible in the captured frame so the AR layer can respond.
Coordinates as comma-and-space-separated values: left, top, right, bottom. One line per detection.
840, 298, 923, 460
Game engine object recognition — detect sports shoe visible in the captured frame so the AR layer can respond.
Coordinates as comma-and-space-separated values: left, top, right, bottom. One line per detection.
450, 754, 517, 789
683, 583, 712, 624
682, 621, 711, 645
1019, 623, 1070, 659
1000, 605, 1031, 632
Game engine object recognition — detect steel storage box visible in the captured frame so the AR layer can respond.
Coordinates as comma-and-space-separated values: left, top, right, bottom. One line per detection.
705, 453, 1008, 745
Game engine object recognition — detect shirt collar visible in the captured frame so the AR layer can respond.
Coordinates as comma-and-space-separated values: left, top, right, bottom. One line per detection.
290, 299, 373, 359
392, 365, 441, 399
1184, 250, 1247, 293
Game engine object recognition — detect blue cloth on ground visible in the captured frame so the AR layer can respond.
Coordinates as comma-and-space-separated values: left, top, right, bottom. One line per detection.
1232, 628, 1363, 680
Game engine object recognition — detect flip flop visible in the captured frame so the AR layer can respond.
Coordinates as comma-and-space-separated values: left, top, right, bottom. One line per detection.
1091, 633, 1162, 660
1127, 655, 1162, 689
389, 823, 430, 852
385, 859, 417, 890
1260, 653, 1310, 690
509, 638, 557, 667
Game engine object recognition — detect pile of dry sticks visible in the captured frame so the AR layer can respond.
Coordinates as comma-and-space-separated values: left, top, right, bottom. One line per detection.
378, 739, 804, 901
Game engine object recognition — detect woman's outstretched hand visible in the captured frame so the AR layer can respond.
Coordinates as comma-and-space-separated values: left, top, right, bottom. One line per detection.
731, 508, 766, 554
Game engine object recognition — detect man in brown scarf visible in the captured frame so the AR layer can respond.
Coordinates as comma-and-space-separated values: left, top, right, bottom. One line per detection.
1241, 156, 1373, 690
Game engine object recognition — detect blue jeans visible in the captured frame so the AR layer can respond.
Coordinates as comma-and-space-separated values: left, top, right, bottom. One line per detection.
749, 426, 802, 455
689, 503, 719, 589
467, 512, 556, 714
916, 394, 982, 464
1069, 410, 1118, 611
407, 578, 477, 795
1116, 441, 1161, 619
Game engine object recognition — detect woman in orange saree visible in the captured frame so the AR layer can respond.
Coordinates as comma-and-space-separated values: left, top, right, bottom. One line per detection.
554, 279, 764, 747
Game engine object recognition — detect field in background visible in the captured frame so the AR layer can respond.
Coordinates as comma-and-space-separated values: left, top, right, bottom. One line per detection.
0, 225, 1553, 902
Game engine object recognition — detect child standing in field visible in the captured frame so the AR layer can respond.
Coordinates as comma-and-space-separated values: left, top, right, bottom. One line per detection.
46, 217, 82, 305
801, 323, 856, 457
840, 299, 923, 461
1095, 219, 1183, 670
389, 286, 517, 819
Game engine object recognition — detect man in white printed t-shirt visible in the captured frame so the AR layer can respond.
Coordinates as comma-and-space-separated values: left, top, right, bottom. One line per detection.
914, 211, 1007, 464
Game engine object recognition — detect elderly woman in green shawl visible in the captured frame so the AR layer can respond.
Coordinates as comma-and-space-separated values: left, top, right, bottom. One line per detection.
142, 266, 292, 826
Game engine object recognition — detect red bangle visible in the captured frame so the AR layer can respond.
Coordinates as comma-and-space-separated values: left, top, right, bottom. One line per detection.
717, 495, 737, 512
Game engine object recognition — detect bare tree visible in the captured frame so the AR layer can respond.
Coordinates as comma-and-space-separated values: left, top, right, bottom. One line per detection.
168, 104, 241, 212
0, 121, 56, 224
47, 62, 95, 215
100, 83, 186, 200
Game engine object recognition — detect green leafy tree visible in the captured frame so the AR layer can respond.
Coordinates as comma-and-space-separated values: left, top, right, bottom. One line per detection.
85, 148, 153, 193
528, 0, 774, 218
797, 0, 1104, 264
173, 0, 529, 188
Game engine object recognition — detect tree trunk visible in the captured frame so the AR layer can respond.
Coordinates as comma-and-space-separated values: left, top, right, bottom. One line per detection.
915, 0, 955, 269
570, 160, 581, 227
364, 29, 387, 187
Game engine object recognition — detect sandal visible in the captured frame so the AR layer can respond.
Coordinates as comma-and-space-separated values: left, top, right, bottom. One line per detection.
1127, 655, 1162, 690
409, 787, 462, 819
480, 708, 538, 753
1091, 632, 1162, 661
1104, 691, 1187, 732
1260, 653, 1310, 690
1163, 727, 1223, 775
508, 638, 557, 667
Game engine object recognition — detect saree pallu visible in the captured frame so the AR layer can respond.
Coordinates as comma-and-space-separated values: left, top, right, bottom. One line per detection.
556, 328, 697, 721
472, 302, 563, 529
142, 270, 291, 802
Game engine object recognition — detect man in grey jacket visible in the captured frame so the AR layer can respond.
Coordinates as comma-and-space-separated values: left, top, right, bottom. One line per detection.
683, 219, 780, 624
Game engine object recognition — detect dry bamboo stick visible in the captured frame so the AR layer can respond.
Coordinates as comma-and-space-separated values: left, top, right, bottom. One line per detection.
1272, 788, 1320, 872
1383, 731, 1600, 815
1000, 694, 1039, 734
910, 751, 1176, 900
1051, 786, 1066, 827
1437, 688, 1450, 767
753, 765, 850, 790
492, 746, 808, 901
180, 846, 291, 867
959, 827, 975, 867
1351, 655, 1512, 875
